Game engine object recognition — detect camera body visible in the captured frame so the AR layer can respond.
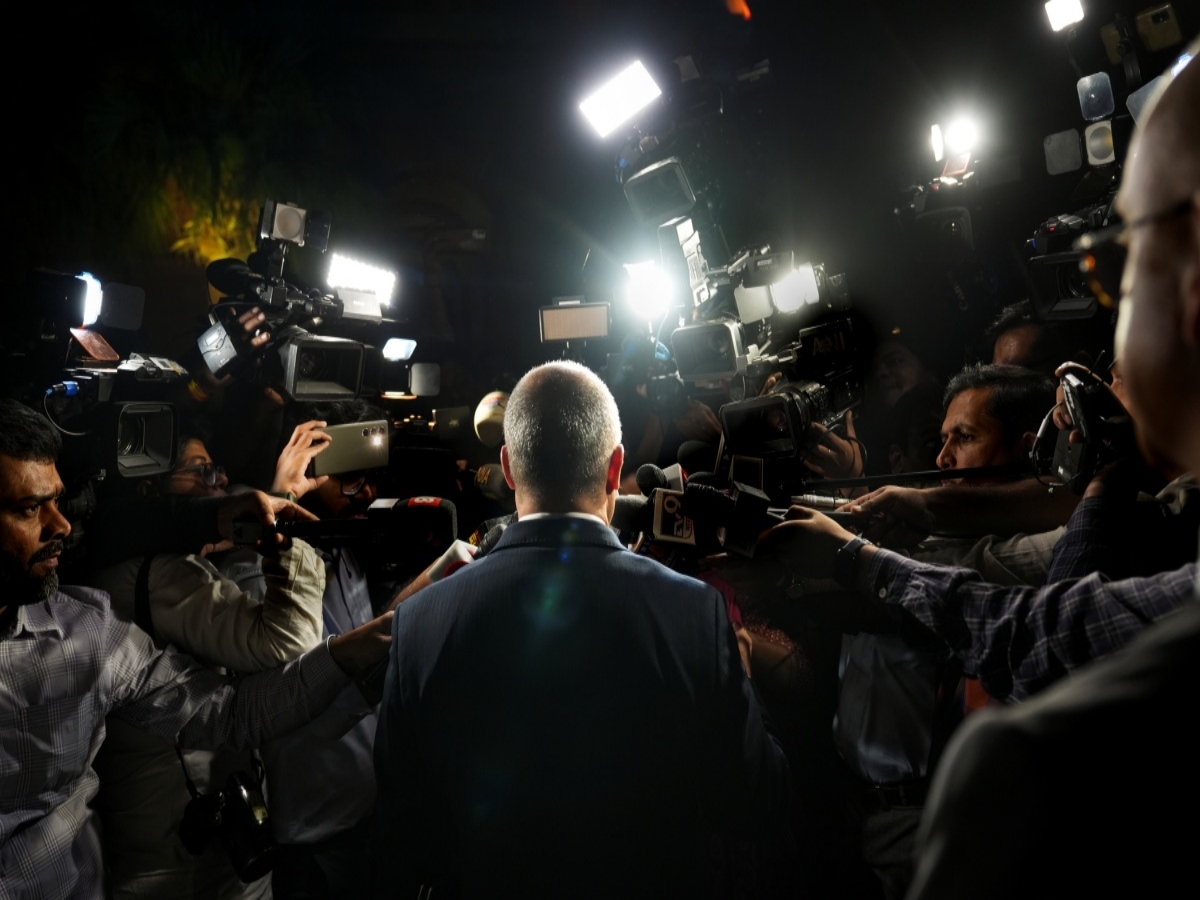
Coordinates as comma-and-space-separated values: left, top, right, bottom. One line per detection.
179, 770, 276, 884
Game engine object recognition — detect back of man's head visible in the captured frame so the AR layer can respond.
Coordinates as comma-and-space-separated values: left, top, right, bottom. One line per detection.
0, 399, 61, 464
503, 361, 622, 511
944, 364, 1057, 442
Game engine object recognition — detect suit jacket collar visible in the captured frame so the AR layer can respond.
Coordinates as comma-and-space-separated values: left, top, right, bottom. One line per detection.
488, 515, 626, 554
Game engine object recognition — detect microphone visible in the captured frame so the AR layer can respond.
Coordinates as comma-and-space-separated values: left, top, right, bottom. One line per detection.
636, 463, 668, 496
680, 482, 783, 557
206, 258, 267, 297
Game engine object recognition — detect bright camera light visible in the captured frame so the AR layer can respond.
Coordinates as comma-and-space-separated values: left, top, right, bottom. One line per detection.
770, 264, 821, 314
1045, 0, 1084, 32
579, 61, 662, 138
77, 272, 103, 327
328, 253, 397, 306
944, 118, 978, 155
623, 261, 673, 321
931, 124, 945, 162
382, 338, 417, 362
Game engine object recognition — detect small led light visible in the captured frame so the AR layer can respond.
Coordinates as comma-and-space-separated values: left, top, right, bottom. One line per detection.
77, 272, 103, 327
580, 61, 662, 138
1045, 0, 1084, 33
382, 338, 417, 361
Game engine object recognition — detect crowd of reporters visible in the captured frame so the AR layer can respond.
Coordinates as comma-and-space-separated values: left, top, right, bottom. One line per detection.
3, 39, 1200, 900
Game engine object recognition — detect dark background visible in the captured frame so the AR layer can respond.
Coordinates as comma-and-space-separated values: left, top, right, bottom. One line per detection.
12, 0, 1198, 403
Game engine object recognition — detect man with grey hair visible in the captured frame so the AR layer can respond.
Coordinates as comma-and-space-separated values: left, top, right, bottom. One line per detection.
373, 360, 789, 897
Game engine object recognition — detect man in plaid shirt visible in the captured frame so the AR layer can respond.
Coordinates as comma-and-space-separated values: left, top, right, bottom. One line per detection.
0, 399, 391, 900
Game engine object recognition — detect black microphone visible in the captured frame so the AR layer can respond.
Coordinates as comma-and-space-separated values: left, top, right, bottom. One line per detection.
677, 440, 718, 476
635, 463, 669, 496
680, 482, 783, 557
206, 258, 267, 297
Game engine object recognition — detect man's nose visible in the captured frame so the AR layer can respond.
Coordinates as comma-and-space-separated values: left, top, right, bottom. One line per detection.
935, 443, 954, 470
43, 502, 71, 542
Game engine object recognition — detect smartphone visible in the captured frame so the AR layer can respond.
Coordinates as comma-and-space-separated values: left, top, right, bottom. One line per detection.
307, 420, 390, 478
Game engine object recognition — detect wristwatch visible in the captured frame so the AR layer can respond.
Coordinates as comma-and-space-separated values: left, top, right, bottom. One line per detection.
834, 536, 872, 588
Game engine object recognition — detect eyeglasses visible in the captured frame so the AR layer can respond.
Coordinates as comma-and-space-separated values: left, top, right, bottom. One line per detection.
1077, 198, 1194, 309
171, 462, 226, 487
336, 471, 370, 496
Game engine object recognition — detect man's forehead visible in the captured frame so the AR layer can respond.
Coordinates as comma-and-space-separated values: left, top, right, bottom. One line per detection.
0, 456, 63, 500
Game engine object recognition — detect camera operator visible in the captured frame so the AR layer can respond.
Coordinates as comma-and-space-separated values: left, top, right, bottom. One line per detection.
0, 399, 392, 900
259, 402, 388, 900
87, 419, 328, 899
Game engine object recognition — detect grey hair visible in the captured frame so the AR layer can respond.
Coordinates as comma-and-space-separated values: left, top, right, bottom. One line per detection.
503, 361, 622, 506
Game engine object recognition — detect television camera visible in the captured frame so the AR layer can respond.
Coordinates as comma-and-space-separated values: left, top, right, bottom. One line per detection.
197, 200, 382, 402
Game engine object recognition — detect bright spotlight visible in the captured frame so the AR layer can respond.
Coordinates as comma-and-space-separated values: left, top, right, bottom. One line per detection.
770, 264, 820, 315
382, 338, 417, 362
1045, 0, 1084, 32
77, 272, 103, 327
580, 61, 662, 138
328, 253, 397, 306
944, 118, 978, 155
623, 261, 673, 321
931, 124, 945, 163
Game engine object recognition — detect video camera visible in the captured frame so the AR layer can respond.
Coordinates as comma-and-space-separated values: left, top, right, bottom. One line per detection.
197, 200, 378, 402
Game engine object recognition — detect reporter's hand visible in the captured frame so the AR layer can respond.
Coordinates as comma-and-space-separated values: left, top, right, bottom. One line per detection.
216, 490, 318, 551
802, 411, 862, 480
329, 611, 394, 679
754, 506, 856, 581
272, 420, 332, 499
845, 485, 934, 548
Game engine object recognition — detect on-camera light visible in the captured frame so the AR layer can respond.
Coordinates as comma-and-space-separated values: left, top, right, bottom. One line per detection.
1084, 120, 1115, 166
382, 338, 417, 362
623, 261, 673, 321
1045, 0, 1084, 33
944, 118, 978, 155
328, 253, 397, 306
770, 264, 821, 315
580, 61, 662, 138
931, 124, 945, 163
77, 272, 103, 327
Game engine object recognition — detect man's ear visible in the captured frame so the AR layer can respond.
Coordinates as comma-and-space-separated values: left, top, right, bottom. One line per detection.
499, 445, 517, 490
605, 445, 625, 493
1019, 430, 1038, 455
887, 443, 904, 472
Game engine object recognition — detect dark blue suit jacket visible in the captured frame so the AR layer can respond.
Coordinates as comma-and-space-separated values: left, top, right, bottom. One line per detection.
373, 515, 789, 898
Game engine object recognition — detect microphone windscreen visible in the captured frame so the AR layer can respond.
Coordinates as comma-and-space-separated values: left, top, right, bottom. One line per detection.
206, 258, 264, 297
677, 440, 717, 475
474, 464, 513, 501
635, 463, 668, 497
474, 392, 509, 447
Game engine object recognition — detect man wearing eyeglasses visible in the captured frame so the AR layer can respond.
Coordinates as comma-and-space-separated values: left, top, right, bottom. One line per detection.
87, 419, 329, 900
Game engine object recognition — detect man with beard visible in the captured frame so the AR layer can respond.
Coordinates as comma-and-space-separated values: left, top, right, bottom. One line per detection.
0, 399, 392, 900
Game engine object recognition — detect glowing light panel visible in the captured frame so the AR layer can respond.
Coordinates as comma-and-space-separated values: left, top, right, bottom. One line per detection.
944, 118, 978, 154
931, 124, 945, 162
770, 264, 820, 314
1045, 0, 1084, 32
623, 261, 673, 321
328, 253, 397, 305
382, 338, 417, 361
77, 272, 103, 326
580, 61, 662, 138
